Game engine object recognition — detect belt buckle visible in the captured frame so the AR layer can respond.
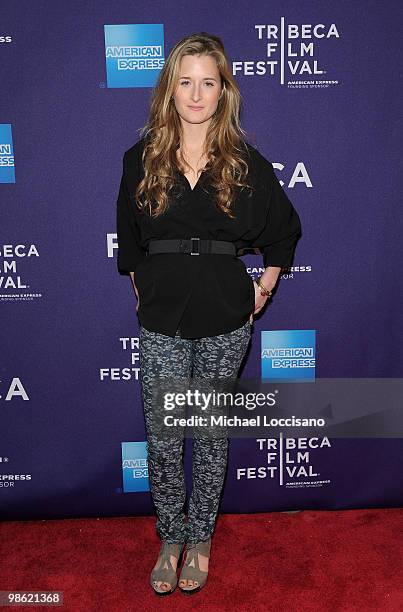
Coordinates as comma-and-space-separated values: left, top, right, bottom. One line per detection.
190, 237, 200, 255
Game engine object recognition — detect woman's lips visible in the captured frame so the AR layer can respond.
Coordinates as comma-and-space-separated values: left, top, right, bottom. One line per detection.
188, 106, 204, 110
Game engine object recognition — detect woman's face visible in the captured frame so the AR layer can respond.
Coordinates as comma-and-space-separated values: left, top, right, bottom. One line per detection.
172, 54, 222, 127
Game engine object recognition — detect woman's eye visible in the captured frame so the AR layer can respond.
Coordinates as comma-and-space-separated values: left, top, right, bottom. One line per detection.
179, 80, 214, 87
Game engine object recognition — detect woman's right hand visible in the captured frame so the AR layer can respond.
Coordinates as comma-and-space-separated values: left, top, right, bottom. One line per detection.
134, 286, 140, 311
130, 273, 140, 311
250, 281, 268, 321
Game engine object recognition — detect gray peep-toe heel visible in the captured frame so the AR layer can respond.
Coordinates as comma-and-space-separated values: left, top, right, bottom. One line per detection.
150, 541, 184, 596
178, 537, 211, 594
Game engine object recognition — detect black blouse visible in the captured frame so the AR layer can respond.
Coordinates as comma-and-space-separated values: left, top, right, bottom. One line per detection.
116, 137, 302, 339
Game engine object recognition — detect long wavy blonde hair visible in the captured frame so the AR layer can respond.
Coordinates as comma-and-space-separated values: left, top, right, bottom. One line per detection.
134, 32, 255, 219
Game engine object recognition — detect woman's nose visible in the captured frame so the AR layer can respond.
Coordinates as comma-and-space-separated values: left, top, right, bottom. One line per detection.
191, 87, 202, 102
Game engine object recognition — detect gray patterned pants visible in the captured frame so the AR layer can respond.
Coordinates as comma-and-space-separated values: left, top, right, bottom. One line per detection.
138, 320, 252, 544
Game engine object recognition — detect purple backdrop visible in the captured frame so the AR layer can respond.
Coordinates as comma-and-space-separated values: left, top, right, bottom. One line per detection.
1, 1, 402, 520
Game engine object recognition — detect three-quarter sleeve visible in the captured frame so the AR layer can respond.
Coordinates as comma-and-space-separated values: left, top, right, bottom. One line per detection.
116, 152, 146, 273
252, 156, 302, 268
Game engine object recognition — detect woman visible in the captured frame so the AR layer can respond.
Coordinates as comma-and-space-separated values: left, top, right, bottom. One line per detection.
116, 32, 301, 596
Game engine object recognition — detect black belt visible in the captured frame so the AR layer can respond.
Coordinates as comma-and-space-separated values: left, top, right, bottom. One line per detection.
147, 238, 236, 256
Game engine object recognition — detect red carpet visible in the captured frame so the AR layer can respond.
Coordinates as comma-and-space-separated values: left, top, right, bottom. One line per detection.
0, 508, 402, 611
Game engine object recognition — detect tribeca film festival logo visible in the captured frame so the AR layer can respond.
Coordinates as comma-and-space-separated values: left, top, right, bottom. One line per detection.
104, 24, 164, 88
237, 435, 331, 489
0, 244, 42, 302
99, 337, 140, 382
0, 124, 15, 183
233, 20, 340, 87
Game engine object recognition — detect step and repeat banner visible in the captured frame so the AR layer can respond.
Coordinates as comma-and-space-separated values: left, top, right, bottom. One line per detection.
2, 2, 402, 520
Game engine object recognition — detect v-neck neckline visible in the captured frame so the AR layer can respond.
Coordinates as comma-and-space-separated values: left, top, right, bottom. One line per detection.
175, 150, 208, 192
178, 168, 207, 192
184, 174, 201, 192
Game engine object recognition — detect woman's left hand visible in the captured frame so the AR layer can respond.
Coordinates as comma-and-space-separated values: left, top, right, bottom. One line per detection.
249, 281, 268, 322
